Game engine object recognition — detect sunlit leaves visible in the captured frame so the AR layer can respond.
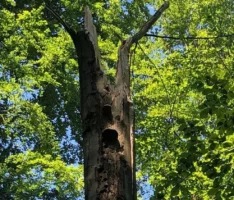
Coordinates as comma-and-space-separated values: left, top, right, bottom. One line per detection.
132, 0, 234, 199
3, 151, 84, 199
0, 2, 82, 199
1, 0, 234, 199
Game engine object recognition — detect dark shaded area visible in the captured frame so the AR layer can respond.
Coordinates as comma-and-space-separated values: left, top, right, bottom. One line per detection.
102, 129, 120, 150
102, 104, 113, 121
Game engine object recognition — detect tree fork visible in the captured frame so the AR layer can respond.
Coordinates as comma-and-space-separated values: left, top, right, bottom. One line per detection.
73, 7, 136, 199
46, 2, 169, 199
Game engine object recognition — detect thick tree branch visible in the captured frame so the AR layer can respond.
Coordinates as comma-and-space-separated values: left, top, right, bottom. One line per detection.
45, 4, 76, 37
131, 2, 169, 44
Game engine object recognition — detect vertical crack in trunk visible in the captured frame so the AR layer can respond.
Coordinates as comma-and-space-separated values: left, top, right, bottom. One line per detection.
72, 3, 169, 199
74, 6, 135, 200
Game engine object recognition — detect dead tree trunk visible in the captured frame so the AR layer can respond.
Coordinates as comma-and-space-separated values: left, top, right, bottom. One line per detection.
73, 7, 136, 199
46, 2, 169, 199
75, 4, 169, 199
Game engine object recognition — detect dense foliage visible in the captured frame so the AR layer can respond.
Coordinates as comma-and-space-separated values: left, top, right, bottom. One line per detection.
1, 0, 234, 199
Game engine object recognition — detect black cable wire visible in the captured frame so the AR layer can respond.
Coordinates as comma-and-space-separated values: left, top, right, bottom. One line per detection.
145, 33, 234, 40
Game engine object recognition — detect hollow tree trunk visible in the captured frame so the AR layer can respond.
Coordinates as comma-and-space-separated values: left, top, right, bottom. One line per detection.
73, 7, 136, 199
54, 3, 169, 199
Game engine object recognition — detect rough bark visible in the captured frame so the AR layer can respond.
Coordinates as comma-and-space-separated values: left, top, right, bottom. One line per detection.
46, 2, 169, 199
73, 7, 136, 199
74, 3, 169, 199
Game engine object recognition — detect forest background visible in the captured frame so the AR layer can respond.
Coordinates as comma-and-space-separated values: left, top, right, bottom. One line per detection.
1, 0, 234, 199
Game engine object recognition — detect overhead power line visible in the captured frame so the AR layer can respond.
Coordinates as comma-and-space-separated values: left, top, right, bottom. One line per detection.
145, 33, 234, 40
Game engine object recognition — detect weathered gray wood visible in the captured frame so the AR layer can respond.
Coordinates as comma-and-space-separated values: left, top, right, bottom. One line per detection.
71, 3, 169, 199
84, 6, 101, 66
75, 6, 136, 199
45, 2, 169, 199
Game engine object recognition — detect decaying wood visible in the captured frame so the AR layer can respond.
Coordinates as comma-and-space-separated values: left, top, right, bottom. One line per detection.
84, 6, 101, 66
47, 2, 169, 199
77, 3, 169, 199
131, 2, 169, 44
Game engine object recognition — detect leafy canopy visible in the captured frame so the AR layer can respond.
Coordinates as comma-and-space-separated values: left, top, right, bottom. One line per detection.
1, 0, 234, 199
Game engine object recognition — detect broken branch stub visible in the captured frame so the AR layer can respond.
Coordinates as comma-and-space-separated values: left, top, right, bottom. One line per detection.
84, 6, 101, 66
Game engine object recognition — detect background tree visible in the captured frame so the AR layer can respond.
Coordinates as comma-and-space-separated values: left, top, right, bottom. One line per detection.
1, 0, 234, 199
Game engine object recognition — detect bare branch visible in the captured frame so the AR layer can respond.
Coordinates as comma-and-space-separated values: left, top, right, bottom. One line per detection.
131, 2, 169, 44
